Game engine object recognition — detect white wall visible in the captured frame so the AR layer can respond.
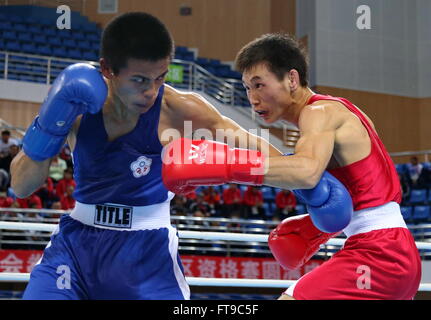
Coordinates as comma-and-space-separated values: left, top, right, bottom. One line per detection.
0, 79, 49, 103
297, 0, 430, 98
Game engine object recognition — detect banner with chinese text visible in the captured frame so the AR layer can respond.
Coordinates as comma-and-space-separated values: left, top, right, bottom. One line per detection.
0, 250, 323, 280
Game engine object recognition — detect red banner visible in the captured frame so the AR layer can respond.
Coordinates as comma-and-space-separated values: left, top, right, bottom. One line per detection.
0, 250, 323, 280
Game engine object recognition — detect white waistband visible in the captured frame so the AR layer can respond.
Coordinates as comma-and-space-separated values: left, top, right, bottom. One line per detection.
69, 201, 172, 231
342, 202, 407, 238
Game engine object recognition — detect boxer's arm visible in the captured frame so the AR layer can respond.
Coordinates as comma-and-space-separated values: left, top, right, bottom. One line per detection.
11, 116, 81, 198
10, 150, 52, 198
165, 86, 282, 157
263, 104, 337, 189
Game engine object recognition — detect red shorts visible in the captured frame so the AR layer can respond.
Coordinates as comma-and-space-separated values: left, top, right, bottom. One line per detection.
287, 227, 421, 300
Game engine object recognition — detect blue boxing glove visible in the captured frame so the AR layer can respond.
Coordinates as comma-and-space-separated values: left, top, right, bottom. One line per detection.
293, 171, 353, 233
23, 63, 107, 161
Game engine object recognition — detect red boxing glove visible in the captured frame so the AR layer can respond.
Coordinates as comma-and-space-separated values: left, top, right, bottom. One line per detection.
162, 138, 265, 194
268, 214, 340, 271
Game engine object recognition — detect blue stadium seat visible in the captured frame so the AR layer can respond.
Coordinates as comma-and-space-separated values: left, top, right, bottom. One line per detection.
48, 37, 62, 46
17, 32, 32, 43
0, 20, 13, 31
35, 77, 47, 84
239, 185, 248, 193
91, 41, 100, 51
77, 40, 91, 50
19, 74, 35, 83
7, 73, 19, 81
9, 15, 24, 23
14, 23, 27, 32
57, 29, 72, 39
67, 48, 82, 60
413, 205, 430, 221
3, 30, 17, 41
82, 51, 98, 61
86, 32, 100, 41
32, 65, 47, 73
0, 39, 4, 50
43, 27, 56, 37
36, 45, 52, 56
63, 38, 76, 48
209, 59, 221, 66
72, 31, 85, 41
182, 52, 195, 61
5, 40, 20, 52
21, 42, 36, 54
261, 187, 275, 201
33, 34, 47, 44
395, 163, 406, 175
195, 57, 209, 66
400, 206, 413, 220
263, 202, 274, 217
175, 46, 188, 53
296, 204, 307, 214
28, 24, 42, 34
408, 189, 427, 204
52, 46, 68, 58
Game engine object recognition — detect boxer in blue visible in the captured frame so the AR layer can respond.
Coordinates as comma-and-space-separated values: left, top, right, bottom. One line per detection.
10, 12, 282, 300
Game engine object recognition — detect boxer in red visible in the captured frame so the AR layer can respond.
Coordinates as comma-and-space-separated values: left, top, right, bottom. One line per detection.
162, 33, 421, 300
235, 33, 422, 300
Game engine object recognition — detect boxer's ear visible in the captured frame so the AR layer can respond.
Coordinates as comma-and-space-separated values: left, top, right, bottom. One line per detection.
99, 58, 115, 79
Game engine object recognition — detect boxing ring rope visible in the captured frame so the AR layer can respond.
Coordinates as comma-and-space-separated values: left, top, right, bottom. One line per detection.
1, 221, 431, 292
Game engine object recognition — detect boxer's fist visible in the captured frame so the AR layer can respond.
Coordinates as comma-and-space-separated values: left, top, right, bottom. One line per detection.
293, 171, 353, 233
268, 214, 339, 271
162, 138, 265, 194
23, 63, 107, 161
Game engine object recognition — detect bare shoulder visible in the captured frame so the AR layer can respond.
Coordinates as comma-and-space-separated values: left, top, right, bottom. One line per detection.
299, 100, 344, 131
163, 84, 222, 127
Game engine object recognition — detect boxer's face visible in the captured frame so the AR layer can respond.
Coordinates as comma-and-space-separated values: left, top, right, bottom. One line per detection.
103, 57, 170, 114
242, 63, 293, 124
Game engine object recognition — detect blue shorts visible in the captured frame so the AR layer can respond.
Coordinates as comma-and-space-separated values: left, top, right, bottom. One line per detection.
23, 204, 190, 300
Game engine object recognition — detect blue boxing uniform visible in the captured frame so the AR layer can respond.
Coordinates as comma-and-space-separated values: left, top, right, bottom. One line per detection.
23, 85, 190, 300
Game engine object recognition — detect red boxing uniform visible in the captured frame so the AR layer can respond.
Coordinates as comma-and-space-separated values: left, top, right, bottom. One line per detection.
285, 94, 421, 300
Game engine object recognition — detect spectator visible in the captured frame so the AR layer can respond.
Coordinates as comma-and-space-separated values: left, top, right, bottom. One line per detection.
56, 168, 76, 199
0, 188, 14, 208
242, 186, 265, 220
0, 168, 9, 191
49, 199, 63, 219
191, 209, 211, 228
399, 173, 411, 204
60, 185, 76, 210
189, 194, 211, 216
48, 155, 68, 183
202, 186, 222, 216
59, 145, 73, 168
275, 189, 297, 219
0, 144, 20, 174
171, 195, 187, 216
16, 193, 43, 209
35, 177, 56, 209
406, 156, 423, 188
222, 184, 242, 218
0, 130, 19, 157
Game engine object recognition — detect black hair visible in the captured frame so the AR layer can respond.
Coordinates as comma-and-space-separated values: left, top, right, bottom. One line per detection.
101, 12, 174, 74
235, 33, 309, 86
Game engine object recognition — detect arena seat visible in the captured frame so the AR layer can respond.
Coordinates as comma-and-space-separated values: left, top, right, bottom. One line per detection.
401, 206, 413, 221
408, 189, 428, 204
413, 205, 430, 221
